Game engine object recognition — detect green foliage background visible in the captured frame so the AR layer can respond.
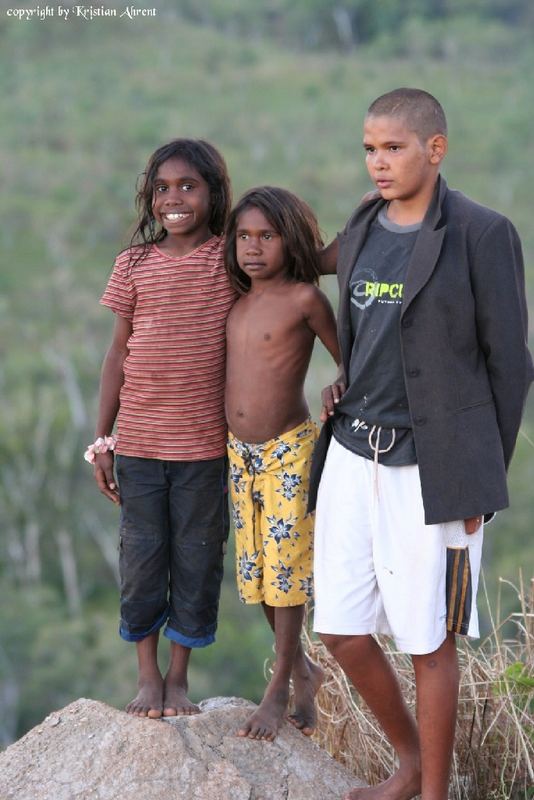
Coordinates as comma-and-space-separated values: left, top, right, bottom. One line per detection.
0, 0, 533, 745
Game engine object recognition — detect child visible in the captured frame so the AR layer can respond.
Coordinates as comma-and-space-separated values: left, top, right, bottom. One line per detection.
310, 89, 533, 799
86, 139, 236, 718
224, 186, 341, 741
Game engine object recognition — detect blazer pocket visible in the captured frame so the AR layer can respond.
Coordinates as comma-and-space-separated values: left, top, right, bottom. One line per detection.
455, 398, 493, 413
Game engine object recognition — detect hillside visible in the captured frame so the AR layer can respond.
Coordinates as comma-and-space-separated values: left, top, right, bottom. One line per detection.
0, 5, 533, 744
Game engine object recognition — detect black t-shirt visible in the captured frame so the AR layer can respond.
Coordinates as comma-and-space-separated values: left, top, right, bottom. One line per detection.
333, 209, 420, 465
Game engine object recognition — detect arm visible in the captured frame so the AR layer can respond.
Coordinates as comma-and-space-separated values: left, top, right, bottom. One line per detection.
471, 217, 533, 468
300, 286, 346, 421
465, 216, 533, 533
301, 285, 340, 364
318, 191, 380, 275
318, 238, 338, 275
319, 365, 347, 423
93, 314, 132, 503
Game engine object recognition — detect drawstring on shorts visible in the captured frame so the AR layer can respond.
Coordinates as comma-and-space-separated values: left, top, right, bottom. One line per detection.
368, 426, 396, 498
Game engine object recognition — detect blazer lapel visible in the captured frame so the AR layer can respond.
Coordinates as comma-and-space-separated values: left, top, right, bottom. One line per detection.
402, 177, 447, 317
402, 226, 446, 314
337, 199, 384, 375
337, 204, 381, 373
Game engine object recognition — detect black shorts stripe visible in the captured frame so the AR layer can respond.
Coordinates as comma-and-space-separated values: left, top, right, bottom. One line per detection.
446, 547, 472, 636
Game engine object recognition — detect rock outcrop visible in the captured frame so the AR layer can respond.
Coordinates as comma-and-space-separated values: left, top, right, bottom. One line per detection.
0, 696, 365, 799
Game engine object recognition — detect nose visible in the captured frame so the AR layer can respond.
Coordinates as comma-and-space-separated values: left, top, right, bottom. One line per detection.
373, 151, 388, 171
164, 187, 183, 206
245, 236, 261, 253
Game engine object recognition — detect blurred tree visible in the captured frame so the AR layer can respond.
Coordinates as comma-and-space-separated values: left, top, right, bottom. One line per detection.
171, 0, 534, 49
0, 1, 532, 746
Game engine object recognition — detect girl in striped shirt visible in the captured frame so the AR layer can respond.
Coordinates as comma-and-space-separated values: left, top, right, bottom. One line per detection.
87, 139, 236, 718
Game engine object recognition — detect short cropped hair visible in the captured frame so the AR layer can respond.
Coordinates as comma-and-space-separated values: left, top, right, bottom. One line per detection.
225, 186, 323, 294
367, 88, 447, 142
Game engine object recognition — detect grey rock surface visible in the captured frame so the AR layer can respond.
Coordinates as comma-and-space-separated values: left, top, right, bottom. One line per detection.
0, 696, 365, 799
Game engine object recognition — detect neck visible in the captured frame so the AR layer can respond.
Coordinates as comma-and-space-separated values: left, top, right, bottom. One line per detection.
386, 182, 437, 226
386, 200, 427, 226
248, 274, 291, 294
158, 229, 212, 258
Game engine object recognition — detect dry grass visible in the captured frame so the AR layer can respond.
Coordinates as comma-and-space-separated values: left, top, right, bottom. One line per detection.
300, 575, 534, 800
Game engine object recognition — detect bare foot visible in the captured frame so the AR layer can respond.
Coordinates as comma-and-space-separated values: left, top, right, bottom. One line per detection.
126, 675, 164, 718
343, 763, 421, 800
237, 685, 289, 741
162, 679, 200, 716
287, 656, 323, 736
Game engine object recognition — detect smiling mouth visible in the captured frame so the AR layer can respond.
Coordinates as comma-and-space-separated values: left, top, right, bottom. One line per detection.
164, 212, 191, 221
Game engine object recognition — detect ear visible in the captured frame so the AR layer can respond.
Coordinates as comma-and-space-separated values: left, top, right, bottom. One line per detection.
428, 134, 448, 165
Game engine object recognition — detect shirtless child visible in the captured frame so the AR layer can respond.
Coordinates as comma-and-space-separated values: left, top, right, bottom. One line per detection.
224, 186, 341, 741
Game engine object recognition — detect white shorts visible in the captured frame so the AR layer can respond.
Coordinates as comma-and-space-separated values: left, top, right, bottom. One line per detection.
313, 437, 483, 655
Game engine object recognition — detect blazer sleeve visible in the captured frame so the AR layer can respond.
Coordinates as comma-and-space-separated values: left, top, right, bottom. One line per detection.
306, 419, 333, 514
470, 216, 533, 468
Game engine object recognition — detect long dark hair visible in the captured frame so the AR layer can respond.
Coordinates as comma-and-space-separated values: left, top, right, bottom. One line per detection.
224, 186, 323, 294
128, 139, 231, 268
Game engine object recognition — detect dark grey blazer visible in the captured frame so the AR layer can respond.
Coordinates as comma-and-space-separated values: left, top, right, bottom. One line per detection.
309, 177, 533, 524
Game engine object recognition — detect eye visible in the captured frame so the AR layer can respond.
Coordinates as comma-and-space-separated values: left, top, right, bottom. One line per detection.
155, 185, 167, 193
389, 145, 400, 152
181, 182, 194, 191
364, 146, 375, 155
262, 232, 273, 240
238, 233, 248, 240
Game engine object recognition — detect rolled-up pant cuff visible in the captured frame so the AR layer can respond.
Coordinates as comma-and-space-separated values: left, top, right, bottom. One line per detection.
164, 625, 215, 648
119, 607, 168, 642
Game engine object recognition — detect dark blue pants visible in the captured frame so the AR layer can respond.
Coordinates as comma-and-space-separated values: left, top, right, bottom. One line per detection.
116, 455, 229, 647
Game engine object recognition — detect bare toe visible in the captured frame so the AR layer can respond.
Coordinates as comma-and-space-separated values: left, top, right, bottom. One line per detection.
288, 656, 323, 736
163, 682, 200, 716
287, 712, 314, 736
125, 677, 163, 719
237, 686, 287, 742
342, 763, 421, 800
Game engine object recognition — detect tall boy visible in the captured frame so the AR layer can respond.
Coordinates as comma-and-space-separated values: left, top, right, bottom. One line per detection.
311, 89, 533, 799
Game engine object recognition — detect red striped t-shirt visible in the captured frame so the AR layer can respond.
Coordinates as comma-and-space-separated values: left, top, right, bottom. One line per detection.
100, 236, 237, 461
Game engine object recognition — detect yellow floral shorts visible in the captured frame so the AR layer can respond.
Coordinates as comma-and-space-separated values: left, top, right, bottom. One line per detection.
227, 419, 318, 607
